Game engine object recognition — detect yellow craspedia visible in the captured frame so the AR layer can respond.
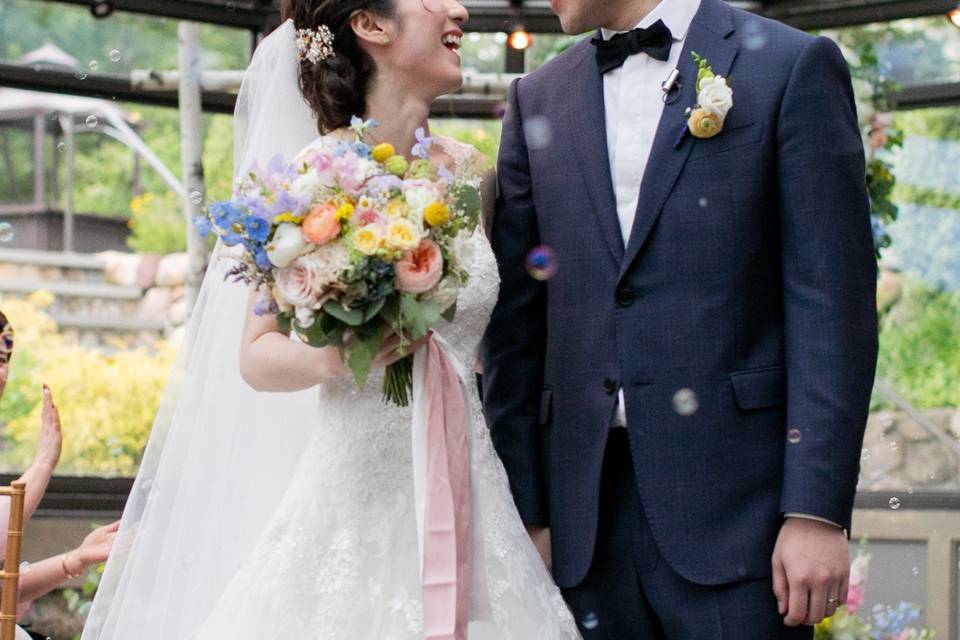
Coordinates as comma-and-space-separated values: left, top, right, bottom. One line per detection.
423, 202, 451, 228
384, 198, 410, 220
353, 225, 383, 255
371, 143, 396, 163
385, 219, 420, 251
335, 203, 355, 221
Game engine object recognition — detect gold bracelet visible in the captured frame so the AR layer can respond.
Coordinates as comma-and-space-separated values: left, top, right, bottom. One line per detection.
61, 553, 82, 579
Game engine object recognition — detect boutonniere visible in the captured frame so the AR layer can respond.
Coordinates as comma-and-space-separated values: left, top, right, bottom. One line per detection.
686, 52, 733, 139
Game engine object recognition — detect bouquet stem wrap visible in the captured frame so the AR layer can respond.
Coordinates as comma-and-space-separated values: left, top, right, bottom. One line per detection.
411, 332, 471, 640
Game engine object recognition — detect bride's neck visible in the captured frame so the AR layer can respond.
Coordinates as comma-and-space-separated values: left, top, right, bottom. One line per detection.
362, 77, 432, 159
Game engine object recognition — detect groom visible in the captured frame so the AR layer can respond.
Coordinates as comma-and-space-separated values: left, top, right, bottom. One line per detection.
480, 0, 878, 636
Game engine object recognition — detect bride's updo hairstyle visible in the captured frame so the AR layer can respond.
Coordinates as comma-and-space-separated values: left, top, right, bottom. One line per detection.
282, 0, 396, 133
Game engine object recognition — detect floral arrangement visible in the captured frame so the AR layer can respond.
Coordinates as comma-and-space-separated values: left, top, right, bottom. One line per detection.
686, 51, 734, 139
815, 550, 934, 640
196, 119, 482, 406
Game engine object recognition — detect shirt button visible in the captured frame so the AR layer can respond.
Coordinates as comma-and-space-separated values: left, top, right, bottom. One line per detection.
616, 287, 636, 307
603, 378, 618, 395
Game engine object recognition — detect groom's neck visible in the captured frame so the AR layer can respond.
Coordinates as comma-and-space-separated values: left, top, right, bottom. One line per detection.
602, 0, 665, 31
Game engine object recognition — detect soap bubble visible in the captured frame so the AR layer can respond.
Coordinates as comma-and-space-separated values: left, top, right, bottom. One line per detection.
526, 246, 558, 281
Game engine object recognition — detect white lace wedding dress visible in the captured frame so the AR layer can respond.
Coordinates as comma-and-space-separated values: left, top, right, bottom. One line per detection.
191, 137, 581, 639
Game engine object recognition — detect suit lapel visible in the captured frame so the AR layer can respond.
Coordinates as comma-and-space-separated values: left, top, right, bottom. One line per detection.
569, 42, 625, 266
619, 0, 739, 280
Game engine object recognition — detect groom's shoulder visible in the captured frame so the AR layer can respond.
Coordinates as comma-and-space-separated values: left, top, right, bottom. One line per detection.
725, 4, 839, 73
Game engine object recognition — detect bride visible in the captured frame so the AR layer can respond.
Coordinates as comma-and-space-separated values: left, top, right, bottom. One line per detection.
81, 0, 581, 638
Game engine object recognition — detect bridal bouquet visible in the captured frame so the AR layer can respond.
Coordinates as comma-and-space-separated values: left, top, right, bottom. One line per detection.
196, 119, 482, 406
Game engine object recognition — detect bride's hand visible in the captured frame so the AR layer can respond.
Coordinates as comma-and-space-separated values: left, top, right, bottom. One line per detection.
372, 332, 428, 369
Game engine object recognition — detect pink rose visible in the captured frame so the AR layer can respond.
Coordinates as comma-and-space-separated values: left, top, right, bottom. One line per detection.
302, 204, 340, 245
351, 208, 385, 228
395, 239, 443, 294
274, 256, 325, 312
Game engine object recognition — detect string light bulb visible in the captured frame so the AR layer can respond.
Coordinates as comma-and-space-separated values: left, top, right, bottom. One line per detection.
508, 27, 533, 51
948, 4, 960, 28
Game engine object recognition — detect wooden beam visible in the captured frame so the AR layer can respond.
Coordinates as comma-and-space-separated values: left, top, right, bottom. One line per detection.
764, 0, 958, 29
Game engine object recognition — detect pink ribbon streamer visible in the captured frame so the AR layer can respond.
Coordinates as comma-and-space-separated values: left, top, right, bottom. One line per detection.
420, 334, 471, 640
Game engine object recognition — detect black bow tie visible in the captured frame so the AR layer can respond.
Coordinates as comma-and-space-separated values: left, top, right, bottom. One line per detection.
591, 20, 674, 74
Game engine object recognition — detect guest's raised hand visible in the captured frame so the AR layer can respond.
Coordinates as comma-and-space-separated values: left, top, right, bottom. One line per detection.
33, 385, 63, 471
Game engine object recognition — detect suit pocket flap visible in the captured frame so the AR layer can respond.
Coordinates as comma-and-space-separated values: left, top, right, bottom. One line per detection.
730, 367, 786, 410
539, 388, 553, 425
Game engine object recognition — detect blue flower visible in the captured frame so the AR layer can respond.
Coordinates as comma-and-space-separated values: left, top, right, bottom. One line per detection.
350, 115, 378, 137
243, 215, 270, 243
253, 247, 273, 271
352, 141, 372, 158
222, 229, 244, 247
412, 127, 435, 159
194, 215, 213, 238
210, 201, 242, 228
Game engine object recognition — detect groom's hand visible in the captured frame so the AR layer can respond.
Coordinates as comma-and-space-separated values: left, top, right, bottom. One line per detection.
525, 525, 552, 572
772, 517, 849, 627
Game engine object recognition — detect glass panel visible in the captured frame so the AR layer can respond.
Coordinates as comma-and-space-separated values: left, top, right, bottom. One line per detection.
0, 0, 251, 73
459, 32, 506, 73
848, 540, 928, 627
823, 17, 960, 88
858, 104, 960, 494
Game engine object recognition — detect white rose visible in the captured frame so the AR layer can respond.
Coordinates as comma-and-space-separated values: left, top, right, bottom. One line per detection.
698, 76, 733, 120
403, 185, 438, 216
424, 276, 459, 312
849, 554, 869, 587
266, 223, 307, 268
289, 170, 323, 199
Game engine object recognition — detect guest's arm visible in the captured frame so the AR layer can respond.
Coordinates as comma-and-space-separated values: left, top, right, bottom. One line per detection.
16, 521, 120, 606
17, 386, 62, 524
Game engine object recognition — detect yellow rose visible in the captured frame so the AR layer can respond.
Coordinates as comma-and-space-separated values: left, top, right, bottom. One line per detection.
423, 202, 451, 228
353, 225, 383, 255
384, 198, 411, 220
371, 143, 396, 163
385, 219, 421, 251
688, 108, 723, 139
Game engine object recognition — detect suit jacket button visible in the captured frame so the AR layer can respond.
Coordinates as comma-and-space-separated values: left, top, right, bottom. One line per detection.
616, 287, 636, 307
603, 378, 617, 395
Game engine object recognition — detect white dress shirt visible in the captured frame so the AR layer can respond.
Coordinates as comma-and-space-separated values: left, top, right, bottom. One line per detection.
603, 0, 701, 429
601, 1, 841, 531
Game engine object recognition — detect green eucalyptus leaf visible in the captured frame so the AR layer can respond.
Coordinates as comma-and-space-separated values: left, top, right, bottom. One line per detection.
322, 300, 365, 326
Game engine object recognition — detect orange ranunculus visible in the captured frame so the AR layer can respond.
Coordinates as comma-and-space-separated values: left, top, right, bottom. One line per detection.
688, 108, 723, 139
301, 203, 341, 245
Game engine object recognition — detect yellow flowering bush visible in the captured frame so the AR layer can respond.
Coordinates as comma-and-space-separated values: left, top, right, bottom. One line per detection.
0, 293, 177, 477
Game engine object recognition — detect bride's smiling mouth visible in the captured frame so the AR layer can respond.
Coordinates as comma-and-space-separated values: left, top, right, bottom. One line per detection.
442, 29, 463, 54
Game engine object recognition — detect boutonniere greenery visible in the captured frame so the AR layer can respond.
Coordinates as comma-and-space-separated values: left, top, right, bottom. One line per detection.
686, 52, 734, 139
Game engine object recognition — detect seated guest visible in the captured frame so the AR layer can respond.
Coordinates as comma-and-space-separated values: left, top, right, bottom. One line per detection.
0, 310, 120, 637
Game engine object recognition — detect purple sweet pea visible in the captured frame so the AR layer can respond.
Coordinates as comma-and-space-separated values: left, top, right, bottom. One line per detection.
412, 127, 435, 159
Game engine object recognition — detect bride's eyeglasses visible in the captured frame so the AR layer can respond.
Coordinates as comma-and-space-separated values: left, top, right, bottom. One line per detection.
420, 0, 451, 13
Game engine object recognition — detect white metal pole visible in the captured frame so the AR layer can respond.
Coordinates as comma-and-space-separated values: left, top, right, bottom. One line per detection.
178, 21, 207, 314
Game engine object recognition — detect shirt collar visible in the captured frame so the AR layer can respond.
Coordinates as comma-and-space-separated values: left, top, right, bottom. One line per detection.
600, 0, 701, 42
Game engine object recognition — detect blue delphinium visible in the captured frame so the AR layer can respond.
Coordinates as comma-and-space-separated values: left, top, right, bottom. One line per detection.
871, 602, 922, 639
193, 215, 213, 238
210, 201, 242, 229
244, 215, 270, 243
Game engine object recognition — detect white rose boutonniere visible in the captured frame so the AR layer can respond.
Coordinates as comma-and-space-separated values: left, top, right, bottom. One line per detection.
686, 52, 734, 139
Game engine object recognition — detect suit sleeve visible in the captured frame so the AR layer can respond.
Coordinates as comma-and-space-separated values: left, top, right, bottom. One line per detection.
479, 78, 550, 526
776, 36, 879, 531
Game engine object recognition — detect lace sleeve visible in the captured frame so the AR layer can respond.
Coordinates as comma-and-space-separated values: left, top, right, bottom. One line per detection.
436, 136, 496, 237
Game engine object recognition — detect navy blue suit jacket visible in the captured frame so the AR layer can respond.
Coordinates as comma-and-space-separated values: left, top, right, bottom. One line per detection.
480, 0, 879, 589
